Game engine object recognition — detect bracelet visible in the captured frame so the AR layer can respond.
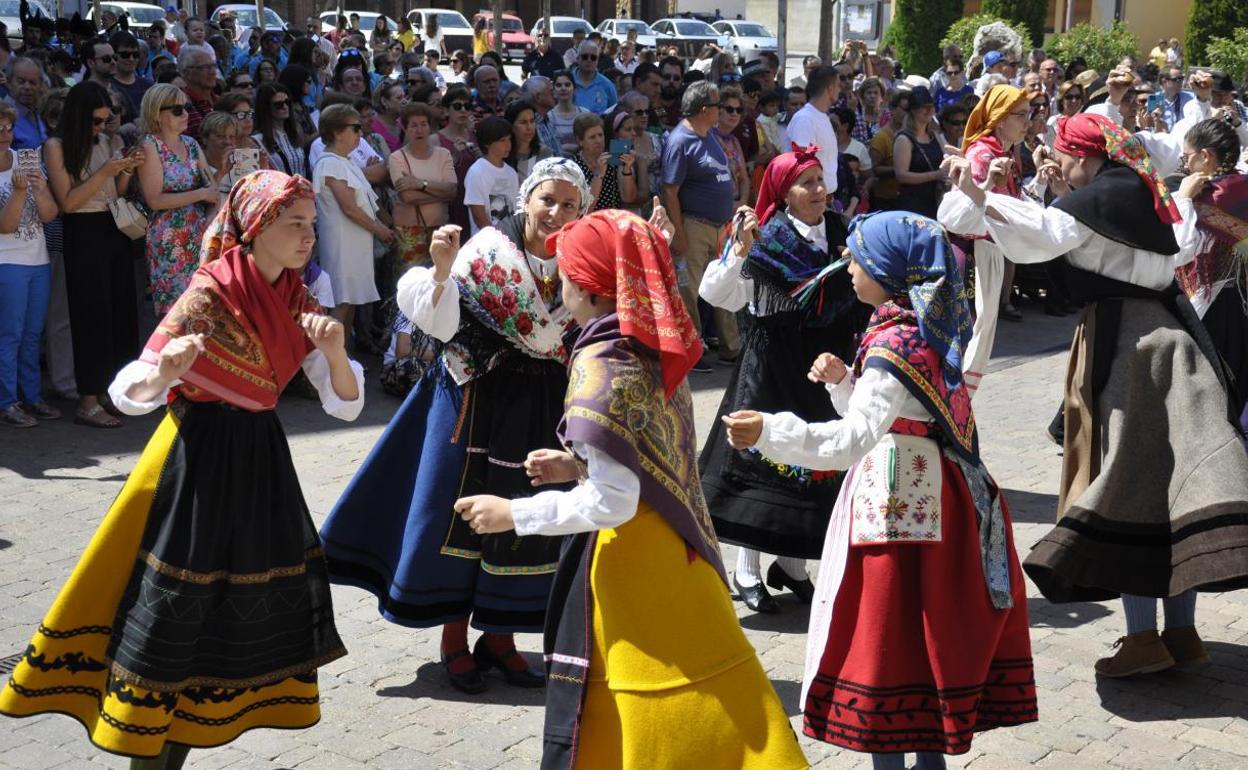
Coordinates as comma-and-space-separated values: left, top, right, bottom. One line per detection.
621, 171, 634, 176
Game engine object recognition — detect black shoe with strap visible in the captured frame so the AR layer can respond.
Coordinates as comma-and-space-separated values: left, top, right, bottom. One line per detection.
733, 573, 779, 614
473, 638, 545, 688
441, 648, 487, 694
766, 561, 815, 603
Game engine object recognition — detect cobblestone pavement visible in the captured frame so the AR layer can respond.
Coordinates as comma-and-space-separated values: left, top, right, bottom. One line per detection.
3, 302, 1248, 770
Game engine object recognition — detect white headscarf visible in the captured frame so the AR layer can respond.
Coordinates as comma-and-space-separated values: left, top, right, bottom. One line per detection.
517, 157, 593, 216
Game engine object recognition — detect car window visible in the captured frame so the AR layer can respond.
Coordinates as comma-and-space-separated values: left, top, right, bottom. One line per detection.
552, 19, 591, 34
437, 12, 470, 29
501, 18, 522, 32
1, 0, 50, 16
619, 21, 649, 34
652, 21, 667, 33
674, 21, 715, 35
224, 8, 283, 28
734, 23, 772, 37
123, 6, 165, 24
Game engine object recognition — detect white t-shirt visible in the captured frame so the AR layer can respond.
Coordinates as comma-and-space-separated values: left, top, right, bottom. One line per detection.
0, 160, 49, 267
786, 103, 838, 193
839, 136, 873, 172
463, 158, 519, 236
422, 29, 444, 54
308, 136, 382, 171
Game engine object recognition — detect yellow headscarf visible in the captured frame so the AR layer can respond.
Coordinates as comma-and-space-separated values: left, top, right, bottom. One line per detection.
959, 85, 1031, 152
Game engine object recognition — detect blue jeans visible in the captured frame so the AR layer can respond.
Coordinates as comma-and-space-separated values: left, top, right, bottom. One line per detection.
0, 263, 51, 409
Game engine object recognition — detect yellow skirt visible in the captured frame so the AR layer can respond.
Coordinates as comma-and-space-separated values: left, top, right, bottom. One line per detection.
0, 410, 339, 758
574, 504, 808, 770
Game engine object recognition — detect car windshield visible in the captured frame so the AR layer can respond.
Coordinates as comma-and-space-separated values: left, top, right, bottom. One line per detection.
618, 20, 650, 34
435, 12, 470, 29
226, 8, 283, 28
0, 0, 50, 17
107, 5, 164, 24
500, 18, 522, 32
674, 21, 715, 36
553, 19, 591, 34
734, 23, 772, 37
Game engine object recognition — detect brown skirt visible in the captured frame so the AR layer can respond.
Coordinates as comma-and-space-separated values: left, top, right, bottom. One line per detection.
1023, 297, 1248, 602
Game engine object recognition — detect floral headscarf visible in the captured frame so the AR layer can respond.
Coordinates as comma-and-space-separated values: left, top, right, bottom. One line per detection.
1054, 113, 1181, 225
200, 170, 315, 264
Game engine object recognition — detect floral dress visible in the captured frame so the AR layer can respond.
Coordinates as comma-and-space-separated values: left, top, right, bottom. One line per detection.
145, 135, 210, 315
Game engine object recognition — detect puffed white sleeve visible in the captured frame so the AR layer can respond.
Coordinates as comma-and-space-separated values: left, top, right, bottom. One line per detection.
937, 188, 990, 238
826, 371, 856, 415
108, 360, 175, 416
982, 192, 1092, 264
511, 444, 641, 536
753, 367, 907, 472
699, 250, 752, 312
396, 266, 461, 342
1135, 128, 1187, 179
1170, 195, 1200, 269
300, 349, 365, 421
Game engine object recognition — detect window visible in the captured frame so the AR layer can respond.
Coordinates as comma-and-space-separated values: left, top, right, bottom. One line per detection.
734, 23, 772, 37
674, 21, 715, 36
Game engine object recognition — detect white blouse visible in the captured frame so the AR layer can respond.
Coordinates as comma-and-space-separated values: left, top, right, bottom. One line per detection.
699, 213, 828, 313
938, 188, 1199, 290
510, 444, 641, 536
107, 350, 366, 421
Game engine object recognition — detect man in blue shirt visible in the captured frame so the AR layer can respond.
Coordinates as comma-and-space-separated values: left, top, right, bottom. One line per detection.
662, 80, 736, 371
1159, 67, 1195, 131
571, 42, 617, 114
7, 58, 47, 151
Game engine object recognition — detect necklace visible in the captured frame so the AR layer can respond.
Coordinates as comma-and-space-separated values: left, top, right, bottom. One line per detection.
527, 251, 559, 304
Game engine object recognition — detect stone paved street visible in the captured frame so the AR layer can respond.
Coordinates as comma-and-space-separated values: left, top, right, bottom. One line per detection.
3, 303, 1248, 769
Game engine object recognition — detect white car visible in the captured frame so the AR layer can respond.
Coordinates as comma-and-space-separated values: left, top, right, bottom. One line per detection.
1, 0, 52, 44
529, 16, 593, 58
101, 2, 165, 30
712, 20, 778, 65
319, 11, 399, 46
210, 4, 286, 33
595, 18, 657, 50
649, 18, 728, 62
407, 8, 474, 55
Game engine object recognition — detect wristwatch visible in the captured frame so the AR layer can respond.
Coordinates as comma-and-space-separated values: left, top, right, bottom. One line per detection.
419, 179, 428, 191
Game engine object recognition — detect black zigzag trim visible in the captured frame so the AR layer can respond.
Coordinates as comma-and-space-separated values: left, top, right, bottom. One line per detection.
37, 624, 113, 639
99, 709, 170, 735
174, 695, 319, 727
6, 681, 103, 701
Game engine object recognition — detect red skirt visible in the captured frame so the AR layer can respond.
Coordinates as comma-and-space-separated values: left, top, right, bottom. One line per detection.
803, 453, 1037, 754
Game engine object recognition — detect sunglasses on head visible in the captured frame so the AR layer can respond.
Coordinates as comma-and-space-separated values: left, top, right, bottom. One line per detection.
721, 73, 741, 82
160, 103, 187, 116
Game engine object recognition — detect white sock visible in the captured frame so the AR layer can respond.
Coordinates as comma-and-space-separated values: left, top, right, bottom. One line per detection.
775, 556, 808, 581
735, 548, 762, 587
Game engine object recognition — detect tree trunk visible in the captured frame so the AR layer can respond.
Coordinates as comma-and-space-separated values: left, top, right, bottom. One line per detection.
817, 0, 836, 63
493, 0, 504, 55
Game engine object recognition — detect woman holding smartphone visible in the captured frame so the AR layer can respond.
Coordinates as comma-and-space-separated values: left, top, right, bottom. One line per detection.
571, 112, 636, 211
43, 82, 143, 429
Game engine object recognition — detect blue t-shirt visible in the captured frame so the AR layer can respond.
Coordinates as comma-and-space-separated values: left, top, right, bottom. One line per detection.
660, 123, 734, 225
572, 71, 618, 114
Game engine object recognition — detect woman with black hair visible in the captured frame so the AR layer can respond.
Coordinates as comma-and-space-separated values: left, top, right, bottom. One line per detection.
433, 84, 479, 231
277, 64, 318, 141
287, 37, 326, 110
504, 99, 551, 180
254, 82, 307, 178
42, 81, 143, 428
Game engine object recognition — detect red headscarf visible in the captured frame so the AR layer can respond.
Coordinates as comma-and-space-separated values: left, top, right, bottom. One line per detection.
754, 144, 822, 226
1054, 113, 1181, 225
550, 210, 703, 399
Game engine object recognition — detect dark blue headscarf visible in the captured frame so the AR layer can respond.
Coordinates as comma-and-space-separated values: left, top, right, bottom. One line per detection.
846, 211, 973, 389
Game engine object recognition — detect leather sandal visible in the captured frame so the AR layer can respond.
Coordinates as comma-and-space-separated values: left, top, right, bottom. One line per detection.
441, 648, 487, 694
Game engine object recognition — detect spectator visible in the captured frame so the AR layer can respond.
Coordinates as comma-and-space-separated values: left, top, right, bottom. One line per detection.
572, 111, 636, 212
137, 84, 218, 315
833, 106, 873, 180
81, 39, 117, 89
371, 15, 394, 54
735, 77, 762, 166
505, 100, 552, 181
1049, 81, 1085, 142
109, 32, 153, 127
7, 58, 47, 151
868, 89, 910, 210
254, 83, 307, 178
756, 51, 786, 102
471, 64, 504, 123
550, 71, 588, 155
209, 35, 233, 78
662, 80, 736, 371
618, 94, 659, 214
0, 102, 60, 428
145, 22, 173, 72
394, 15, 417, 52
791, 54, 821, 90
335, 65, 370, 100
851, 77, 888, 143
939, 103, 969, 147
783, 86, 806, 124
214, 91, 270, 169
277, 64, 318, 141
708, 52, 738, 86
1148, 38, 1168, 70
180, 17, 214, 61
1158, 66, 1199, 130
715, 85, 751, 207
389, 102, 456, 278
422, 14, 448, 58
615, 40, 639, 75
787, 65, 840, 194
524, 32, 562, 80
422, 51, 446, 89
1040, 59, 1063, 107
1022, 71, 1044, 98
255, 58, 278, 85
448, 49, 471, 84
756, 90, 785, 161
472, 17, 490, 59
224, 69, 256, 98
432, 84, 478, 231
199, 111, 241, 196
892, 86, 945, 218
37, 88, 76, 403
43, 81, 142, 428
463, 116, 518, 235
563, 27, 588, 69
372, 81, 407, 153
372, 52, 396, 91
1166, 37, 1183, 69
521, 76, 560, 156
314, 103, 392, 340
1210, 71, 1248, 146
935, 57, 973, 113
572, 42, 617, 114
177, 47, 217, 139
658, 56, 685, 128
633, 63, 664, 128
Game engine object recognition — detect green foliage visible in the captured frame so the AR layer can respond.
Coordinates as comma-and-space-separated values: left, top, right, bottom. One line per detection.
981, 0, 1047, 47
1186, 0, 1248, 68
940, 14, 1032, 59
1206, 28, 1248, 84
888, 0, 964, 78
1046, 22, 1139, 75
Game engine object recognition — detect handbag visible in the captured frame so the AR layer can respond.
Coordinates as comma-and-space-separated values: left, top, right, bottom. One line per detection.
851, 433, 943, 545
108, 183, 149, 239
394, 150, 432, 274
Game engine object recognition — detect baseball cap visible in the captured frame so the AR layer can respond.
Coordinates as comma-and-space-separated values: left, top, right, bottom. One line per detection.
983, 50, 1005, 69
165, 5, 176, 12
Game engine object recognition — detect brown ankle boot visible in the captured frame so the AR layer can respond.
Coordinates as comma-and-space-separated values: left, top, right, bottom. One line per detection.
1161, 626, 1211, 668
1094, 630, 1175, 677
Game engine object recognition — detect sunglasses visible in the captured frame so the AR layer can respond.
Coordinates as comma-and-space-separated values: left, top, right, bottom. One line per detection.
704, 101, 721, 109
945, 69, 963, 76
0, 125, 13, 135
160, 104, 187, 116
632, 108, 648, 116
116, 50, 139, 60
721, 73, 741, 82
345, 124, 363, 133
232, 80, 255, 88
406, 79, 421, 86
271, 98, 290, 108
1063, 93, 1083, 100
722, 105, 742, 114
580, 54, 598, 61
231, 110, 255, 120
92, 116, 109, 126
448, 101, 469, 111
93, 55, 116, 63
663, 74, 682, 81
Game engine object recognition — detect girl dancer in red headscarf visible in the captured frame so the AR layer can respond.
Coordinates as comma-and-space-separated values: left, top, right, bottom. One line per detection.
698, 146, 872, 614
0, 171, 365, 769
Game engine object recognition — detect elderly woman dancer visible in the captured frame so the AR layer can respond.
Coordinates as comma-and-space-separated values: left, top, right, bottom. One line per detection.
321, 159, 677, 693
699, 146, 871, 613
723, 211, 1038, 770
942, 113, 1248, 677
456, 210, 809, 769
0, 171, 364, 770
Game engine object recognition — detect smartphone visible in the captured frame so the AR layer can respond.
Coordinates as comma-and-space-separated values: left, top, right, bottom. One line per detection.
1146, 93, 1164, 113
230, 148, 260, 176
608, 138, 633, 167
16, 148, 40, 178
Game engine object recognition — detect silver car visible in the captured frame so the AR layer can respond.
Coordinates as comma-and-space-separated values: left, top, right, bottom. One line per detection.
712, 20, 778, 65
595, 18, 657, 50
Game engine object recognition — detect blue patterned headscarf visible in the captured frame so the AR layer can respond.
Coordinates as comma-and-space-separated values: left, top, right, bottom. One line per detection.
846, 211, 973, 389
